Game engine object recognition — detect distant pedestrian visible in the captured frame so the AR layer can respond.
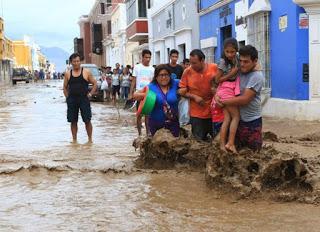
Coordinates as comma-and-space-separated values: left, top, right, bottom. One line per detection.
166, 49, 184, 80
111, 68, 121, 105
120, 67, 131, 100
183, 58, 190, 70
129, 49, 155, 136
39, 69, 45, 80
63, 53, 97, 143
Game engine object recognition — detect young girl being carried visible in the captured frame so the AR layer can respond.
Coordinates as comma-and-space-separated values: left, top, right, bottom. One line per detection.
216, 38, 241, 154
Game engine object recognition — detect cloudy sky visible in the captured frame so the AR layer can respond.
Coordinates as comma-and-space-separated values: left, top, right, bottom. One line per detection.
2, 0, 95, 52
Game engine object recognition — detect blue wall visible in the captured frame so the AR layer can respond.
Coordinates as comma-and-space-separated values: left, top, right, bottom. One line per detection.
200, 0, 237, 63
200, 0, 309, 100
269, 0, 308, 100
200, 0, 221, 10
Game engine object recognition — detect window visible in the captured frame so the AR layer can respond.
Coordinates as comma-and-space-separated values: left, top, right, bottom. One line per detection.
138, 0, 147, 17
100, 3, 105, 14
247, 12, 271, 88
203, 47, 215, 64
107, 20, 111, 35
127, 0, 137, 24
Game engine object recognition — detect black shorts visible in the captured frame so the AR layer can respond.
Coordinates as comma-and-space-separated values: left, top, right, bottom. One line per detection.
190, 117, 213, 141
112, 85, 120, 96
67, 95, 92, 123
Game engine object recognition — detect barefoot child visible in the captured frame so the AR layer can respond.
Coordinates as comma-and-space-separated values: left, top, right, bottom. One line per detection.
216, 38, 241, 153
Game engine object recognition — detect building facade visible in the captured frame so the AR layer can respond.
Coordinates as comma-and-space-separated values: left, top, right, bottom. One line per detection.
77, 0, 114, 67
149, 0, 200, 65
107, 2, 128, 67
126, 0, 150, 65
0, 17, 14, 85
77, 15, 92, 64
199, 0, 320, 120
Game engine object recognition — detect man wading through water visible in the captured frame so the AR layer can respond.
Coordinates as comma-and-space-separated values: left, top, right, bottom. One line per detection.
63, 53, 97, 143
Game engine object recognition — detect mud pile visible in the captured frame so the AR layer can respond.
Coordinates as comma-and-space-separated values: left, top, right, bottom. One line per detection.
134, 129, 320, 203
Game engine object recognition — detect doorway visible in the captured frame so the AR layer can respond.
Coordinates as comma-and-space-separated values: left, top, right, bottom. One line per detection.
220, 25, 232, 48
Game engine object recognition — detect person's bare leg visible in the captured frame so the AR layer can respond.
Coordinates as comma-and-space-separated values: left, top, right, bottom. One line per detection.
220, 109, 231, 152
71, 122, 78, 143
225, 106, 240, 154
145, 116, 150, 136
137, 115, 142, 136
85, 121, 93, 143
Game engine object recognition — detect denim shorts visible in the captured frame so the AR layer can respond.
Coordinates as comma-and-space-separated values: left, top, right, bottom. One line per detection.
212, 122, 223, 139
67, 95, 92, 123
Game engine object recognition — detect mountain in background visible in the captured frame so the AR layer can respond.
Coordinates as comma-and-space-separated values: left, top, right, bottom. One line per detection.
40, 46, 70, 72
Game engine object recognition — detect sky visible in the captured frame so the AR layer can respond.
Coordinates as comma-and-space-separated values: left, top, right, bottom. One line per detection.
1, 0, 96, 53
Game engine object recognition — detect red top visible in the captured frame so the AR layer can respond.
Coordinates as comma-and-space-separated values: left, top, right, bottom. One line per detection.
211, 98, 224, 123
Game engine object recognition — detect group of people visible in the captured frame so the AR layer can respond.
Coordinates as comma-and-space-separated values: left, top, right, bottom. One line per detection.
63, 37, 264, 153
34, 70, 63, 81
100, 63, 133, 104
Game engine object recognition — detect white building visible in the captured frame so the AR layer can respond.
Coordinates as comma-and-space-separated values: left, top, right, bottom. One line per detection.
148, 0, 200, 65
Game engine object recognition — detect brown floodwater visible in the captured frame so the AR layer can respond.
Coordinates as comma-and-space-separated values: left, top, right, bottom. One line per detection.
0, 80, 319, 231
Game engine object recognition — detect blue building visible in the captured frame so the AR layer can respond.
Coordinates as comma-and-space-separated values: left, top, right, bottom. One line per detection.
199, 0, 320, 120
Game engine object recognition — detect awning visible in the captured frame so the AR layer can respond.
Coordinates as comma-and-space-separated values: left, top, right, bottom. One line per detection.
246, 0, 271, 17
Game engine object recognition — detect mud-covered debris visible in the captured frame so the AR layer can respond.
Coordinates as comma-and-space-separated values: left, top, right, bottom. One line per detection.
298, 132, 320, 142
135, 129, 320, 203
263, 131, 279, 142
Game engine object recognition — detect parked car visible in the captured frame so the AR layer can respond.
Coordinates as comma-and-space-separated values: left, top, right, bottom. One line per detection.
80, 64, 104, 102
12, 68, 32, 85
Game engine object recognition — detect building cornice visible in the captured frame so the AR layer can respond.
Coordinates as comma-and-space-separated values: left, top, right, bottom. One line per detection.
199, 0, 234, 16
293, 0, 320, 13
151, 38, 165, 43
173, 27, 192, 35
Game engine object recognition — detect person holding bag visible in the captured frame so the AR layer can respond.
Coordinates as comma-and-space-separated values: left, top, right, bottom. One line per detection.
134, 64, 180, 137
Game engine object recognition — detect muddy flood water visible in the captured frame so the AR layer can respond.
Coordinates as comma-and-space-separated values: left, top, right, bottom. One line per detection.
0, 80, 319, 231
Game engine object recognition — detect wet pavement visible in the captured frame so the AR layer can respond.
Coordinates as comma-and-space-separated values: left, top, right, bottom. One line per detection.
0, 80, 319, 231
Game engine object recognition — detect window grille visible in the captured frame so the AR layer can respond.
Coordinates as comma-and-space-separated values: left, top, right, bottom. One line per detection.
247, 12, 271, 89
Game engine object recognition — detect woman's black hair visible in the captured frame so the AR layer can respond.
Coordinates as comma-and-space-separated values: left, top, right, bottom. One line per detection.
151, 64, 172, 86
221, 37, 239, 66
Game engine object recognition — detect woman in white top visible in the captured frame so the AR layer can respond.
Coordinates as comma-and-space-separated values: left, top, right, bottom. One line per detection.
120, 67, 131, 100
111, 68, 120, 105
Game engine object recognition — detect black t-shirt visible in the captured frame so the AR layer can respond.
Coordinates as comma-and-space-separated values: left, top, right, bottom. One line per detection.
166, 63, 184, 80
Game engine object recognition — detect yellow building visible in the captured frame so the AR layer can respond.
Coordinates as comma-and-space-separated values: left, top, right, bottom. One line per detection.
0, 17, 15, 84
12, 40, 33, 71
0, 17, 4, 60
38, 52, 47, 70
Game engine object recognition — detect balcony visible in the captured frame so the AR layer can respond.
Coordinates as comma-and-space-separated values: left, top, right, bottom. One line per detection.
126, 19, 148, 43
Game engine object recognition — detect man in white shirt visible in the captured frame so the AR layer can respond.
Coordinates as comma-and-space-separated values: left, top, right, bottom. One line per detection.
129, 49, 155, 136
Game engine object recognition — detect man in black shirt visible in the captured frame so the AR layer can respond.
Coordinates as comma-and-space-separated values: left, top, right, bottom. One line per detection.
167, 49, 184, 80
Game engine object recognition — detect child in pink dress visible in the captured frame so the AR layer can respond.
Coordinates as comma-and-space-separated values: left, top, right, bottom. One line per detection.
216, 38, 241, 153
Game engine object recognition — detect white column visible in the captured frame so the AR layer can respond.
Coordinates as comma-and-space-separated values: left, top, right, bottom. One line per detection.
309, 12, 320, 99
294, 0, 320, 100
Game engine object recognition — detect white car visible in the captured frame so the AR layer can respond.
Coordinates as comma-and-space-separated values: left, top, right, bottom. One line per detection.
80, 64, 104, 101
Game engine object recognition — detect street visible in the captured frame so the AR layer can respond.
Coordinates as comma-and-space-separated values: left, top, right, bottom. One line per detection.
0, 81, 318, 231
